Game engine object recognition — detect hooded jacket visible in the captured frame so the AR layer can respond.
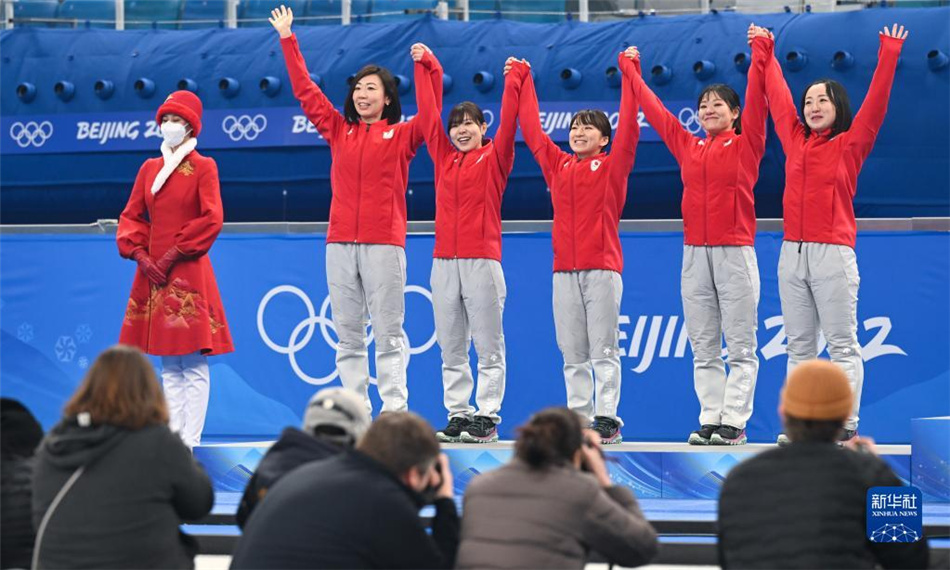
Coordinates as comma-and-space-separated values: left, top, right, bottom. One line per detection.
31, 418, 213, 569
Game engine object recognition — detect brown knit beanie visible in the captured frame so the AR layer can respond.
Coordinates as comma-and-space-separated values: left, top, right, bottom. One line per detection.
781, 360, 853, 420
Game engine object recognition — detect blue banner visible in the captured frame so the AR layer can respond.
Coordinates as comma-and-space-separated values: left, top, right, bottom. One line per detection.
1, 101, 684, 155
1, 230, 947, 443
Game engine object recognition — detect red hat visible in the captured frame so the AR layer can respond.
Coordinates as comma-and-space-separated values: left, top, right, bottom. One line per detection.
156, 90, 203, 136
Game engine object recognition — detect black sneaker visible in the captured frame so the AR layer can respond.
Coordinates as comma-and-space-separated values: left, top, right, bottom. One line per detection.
460, 416, 498, 443
710, 425, 747, 446
590, 416, 622, 445
436, 416, 470, 443
688, 424, 720, 445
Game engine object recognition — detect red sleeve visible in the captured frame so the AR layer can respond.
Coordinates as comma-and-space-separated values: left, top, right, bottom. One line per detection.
610, 53, 641, 179
628, 56, 693, 164
116, 162, 151, 259
845, 35, 904, 164
518, 68, 571, 184
280, 34, 345, 141
741, 36, 770, 165
174, 158, 224, 257
408, 53, 444, 150
413, 51, 453, 163
763, 39, 804, 151
493, 63, 527, 182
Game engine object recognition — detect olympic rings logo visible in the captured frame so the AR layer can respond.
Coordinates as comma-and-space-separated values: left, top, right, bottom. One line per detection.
481, 109, 496, 129
9, 121, 53, 148
678, 107, 703, 135
257, 285, 437, 386
222, 114, 267, 142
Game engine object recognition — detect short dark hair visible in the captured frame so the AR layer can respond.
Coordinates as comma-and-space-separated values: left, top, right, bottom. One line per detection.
784, 414, 845, 443
356, 412, 439, 476
697, 83, 742, 134
447, 101, 486, 131
344, 64, 402, 125
514, 407, 584, 469
570, 109, 612, 146
799, 79, 853, 139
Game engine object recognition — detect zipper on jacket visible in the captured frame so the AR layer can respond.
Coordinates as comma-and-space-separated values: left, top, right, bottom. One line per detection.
799, 141, 807, 254
702, 136, 711, 246
353, 123, 370, 243
454, 153, 465, 258
570, 164, 577, 270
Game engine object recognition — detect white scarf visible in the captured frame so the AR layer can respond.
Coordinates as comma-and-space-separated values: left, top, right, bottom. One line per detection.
151, 138, 198, 195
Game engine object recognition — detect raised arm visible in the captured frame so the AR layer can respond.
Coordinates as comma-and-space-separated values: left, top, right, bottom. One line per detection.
610, 50, 641, 178
625, 47, 693, 163
271, 6, 344, 140
518, 61, 571, 180
408, 46, 444, 150
493, 57, 528, 181
412, 45, 453, 163
846, 25, 907, 164
740, 30, 772, 165
762, 28, 804, 150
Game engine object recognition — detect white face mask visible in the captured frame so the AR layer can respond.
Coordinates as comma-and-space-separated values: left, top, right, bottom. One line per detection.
161, 122, 190, 147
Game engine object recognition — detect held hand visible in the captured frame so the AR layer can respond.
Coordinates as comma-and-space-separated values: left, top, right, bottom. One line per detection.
410, 42, 431, 63
580, 430, 612, 488
623, 46, 640, 62
747, 23, 773, 45
154, 247, 185, 283
435, 453, 454, 499
503, 56, 518, 76
881, 23, 908, 40
132, 249, 165, 287
269, 5, 294, 39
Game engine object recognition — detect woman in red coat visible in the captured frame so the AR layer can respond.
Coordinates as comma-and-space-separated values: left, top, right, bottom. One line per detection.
117, 90, 233, 449
764, 24, 908, 444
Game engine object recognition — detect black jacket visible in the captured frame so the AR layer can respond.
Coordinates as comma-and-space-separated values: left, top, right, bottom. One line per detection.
31, 418, 214, 569
230, 450, 460, 569
236, 426, 344, 528
718, 442, 929, 569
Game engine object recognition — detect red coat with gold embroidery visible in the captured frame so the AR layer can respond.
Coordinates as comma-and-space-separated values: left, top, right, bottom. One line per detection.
117, 150, 233, 356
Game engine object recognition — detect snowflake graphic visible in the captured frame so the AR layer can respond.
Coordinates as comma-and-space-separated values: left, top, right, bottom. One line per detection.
75, 324, 93, 344
869, 523, 921, 543
17, 323, 34, 343
55, 336, 77, 363
78, 356, 89, 370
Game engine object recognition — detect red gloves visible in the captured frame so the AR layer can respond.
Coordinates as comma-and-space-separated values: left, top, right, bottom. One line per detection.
154, 247, 186, 284
131, 247, 185, 287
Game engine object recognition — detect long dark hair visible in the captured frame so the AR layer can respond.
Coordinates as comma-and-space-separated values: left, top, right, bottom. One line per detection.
514, 407, 583, 469
697, 83, 742, 134
799, 79, 853, 138
343, 64, 402, 125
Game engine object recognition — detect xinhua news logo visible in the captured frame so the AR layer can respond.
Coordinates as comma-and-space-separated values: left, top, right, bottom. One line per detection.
867, 486, 923, 543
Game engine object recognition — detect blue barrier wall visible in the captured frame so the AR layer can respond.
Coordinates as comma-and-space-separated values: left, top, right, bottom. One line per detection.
1, 8, 948, 222
1, 229, 947, 444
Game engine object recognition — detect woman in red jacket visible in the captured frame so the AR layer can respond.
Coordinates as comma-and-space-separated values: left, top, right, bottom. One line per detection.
117, 90, 233, 449
517, 51, 640, 444
626, 27, 771, 446
269, 6, 441, 414
412, 45, 526, 444
765, 24, 909, 444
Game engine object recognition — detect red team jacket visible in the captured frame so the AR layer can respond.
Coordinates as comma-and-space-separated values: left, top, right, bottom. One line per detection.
117, 151, 234, 356
414, 51, 526, 261
518, 54, 640, 274
632, 37, 770, 247
766, 34, 904, 248
280, 34, 442, 248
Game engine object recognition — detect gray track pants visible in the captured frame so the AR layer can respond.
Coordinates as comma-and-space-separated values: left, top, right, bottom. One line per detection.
682, 245, 760, 430
778, 241, 863, 430
553, 270, 623, 424
431, 258, 507, 422
326, 243, 408, 414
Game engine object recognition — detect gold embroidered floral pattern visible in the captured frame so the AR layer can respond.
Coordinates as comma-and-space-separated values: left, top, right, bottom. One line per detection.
124, 278, 216, 331
176, 161, 195, 176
